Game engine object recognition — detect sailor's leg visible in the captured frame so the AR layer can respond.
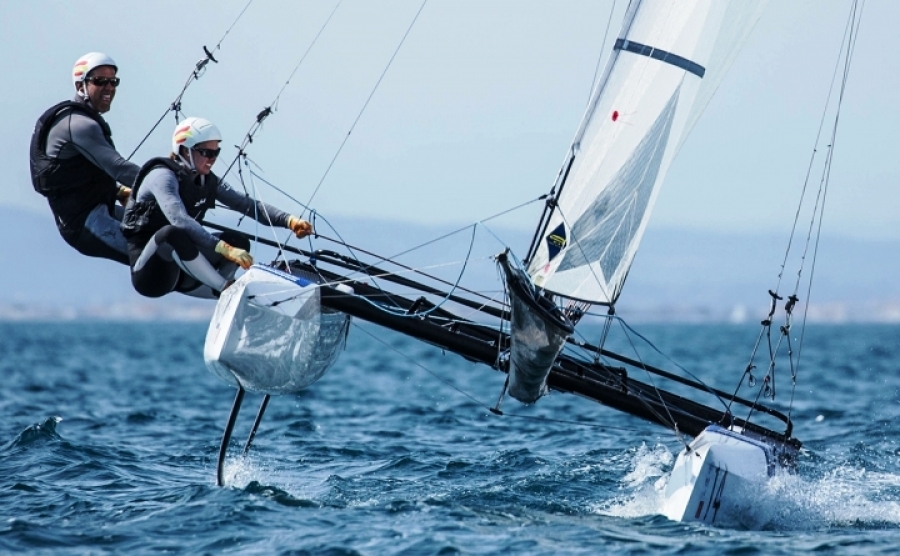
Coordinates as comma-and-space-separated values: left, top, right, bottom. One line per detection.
131, 225, 227, 297
164, 227, 230, 295
72, 204, 129, 265
171, 245, 227, 299
129, 233, 181, 298
177, 231, 252, 298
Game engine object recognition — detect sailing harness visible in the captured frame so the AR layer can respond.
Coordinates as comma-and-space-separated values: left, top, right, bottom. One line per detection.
30, 100, 117, 201
120, 157, 218, 242
29, 100, 121, 239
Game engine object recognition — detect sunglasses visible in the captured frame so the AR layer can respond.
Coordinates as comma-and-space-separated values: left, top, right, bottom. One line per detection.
192, 147, 221, 158
86, 76, 121, 87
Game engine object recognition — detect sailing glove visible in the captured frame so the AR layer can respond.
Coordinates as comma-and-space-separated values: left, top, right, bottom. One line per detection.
215, 240, 253, 270
116, 184, 131, 206
287, 215, 313, 239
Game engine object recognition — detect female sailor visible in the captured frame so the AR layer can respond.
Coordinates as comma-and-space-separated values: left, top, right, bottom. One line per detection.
121, 117, 312, 298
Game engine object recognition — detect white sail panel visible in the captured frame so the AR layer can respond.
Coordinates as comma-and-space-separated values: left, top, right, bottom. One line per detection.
528, 0, 767, 304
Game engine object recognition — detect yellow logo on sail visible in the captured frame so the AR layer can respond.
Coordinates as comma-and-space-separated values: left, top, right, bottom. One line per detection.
548, 234, 566, 249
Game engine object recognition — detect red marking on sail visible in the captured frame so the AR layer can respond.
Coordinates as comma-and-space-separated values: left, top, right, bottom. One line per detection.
611, 110, 619, 122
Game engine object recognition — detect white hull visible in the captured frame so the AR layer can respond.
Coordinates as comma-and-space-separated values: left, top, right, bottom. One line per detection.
662, 425, 792, 525
204, 265, 350, 395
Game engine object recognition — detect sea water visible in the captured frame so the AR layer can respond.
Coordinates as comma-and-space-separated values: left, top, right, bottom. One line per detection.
2, 321, 900, 554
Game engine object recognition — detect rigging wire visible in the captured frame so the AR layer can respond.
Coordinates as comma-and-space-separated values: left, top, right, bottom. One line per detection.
609, 321, 728, 421
734, 0, 864, 427
127, 0, 256, 160
575, 309, 731, 415
350, 225, 478, 319
195, 0, 541, 315
564, 315, 689, 446
194, 0, 344, 277
220, 0, 345, 183
209, 0, 427, 287
771, 0, 861, 298
239, 155, 290, 267
245, 167, 544, 306
787, 0, 865, 420
259, 161, 542, 268
300, 0, 429, 216
349, 320, 658, 434
585, 0, 619, 107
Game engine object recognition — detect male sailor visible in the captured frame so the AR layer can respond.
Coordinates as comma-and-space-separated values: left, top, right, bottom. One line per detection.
29, 52, 139, 265
121, 117, 313, 298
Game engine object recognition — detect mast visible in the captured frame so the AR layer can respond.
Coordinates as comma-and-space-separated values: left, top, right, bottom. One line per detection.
525, 0, 643, 266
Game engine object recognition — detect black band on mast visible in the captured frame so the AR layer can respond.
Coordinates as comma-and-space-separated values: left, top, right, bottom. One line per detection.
614, 39, 705, 78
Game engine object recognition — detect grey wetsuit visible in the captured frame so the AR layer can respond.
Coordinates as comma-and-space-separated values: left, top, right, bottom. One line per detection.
128, 163, 291, 298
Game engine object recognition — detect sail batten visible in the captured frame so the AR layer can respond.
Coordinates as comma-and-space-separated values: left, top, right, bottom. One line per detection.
528, 0, 768, 305
614, 38, 706, 78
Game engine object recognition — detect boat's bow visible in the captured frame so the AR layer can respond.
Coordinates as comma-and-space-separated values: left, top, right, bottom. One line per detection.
662, 425, 797, 525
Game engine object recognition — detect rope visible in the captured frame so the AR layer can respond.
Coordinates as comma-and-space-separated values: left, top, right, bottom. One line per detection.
301, 0, 429, 215
351, 225, 478, 319
736, 0, 864, 425
127, 0, 256, 160
577, 310, 730, 414
240, 168, 545, 307
787, 0, 865, 420
585, 0, 619, 107
581, 322, 687, 447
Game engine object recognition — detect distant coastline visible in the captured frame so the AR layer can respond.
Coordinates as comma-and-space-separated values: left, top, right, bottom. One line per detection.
3, 300, 898, 323
4, 204, 898, 323
0, 302, 213, 322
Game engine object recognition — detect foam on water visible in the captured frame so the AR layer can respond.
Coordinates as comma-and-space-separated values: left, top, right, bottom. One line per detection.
748, 466, 900, 529
4, 322, 900, 554
222, 453, 328, 500
594, 440, 900, 530
592, 443, 672, 518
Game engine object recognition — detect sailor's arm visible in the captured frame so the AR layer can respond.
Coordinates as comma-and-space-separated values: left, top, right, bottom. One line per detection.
216, 180, 312, 237
64, 113, 140, 187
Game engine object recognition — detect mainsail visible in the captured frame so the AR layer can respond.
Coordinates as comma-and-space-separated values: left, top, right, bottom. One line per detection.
527, 0, 767, 304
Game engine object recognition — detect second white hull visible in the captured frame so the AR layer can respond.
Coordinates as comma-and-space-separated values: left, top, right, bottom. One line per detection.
662, 425, 793, 525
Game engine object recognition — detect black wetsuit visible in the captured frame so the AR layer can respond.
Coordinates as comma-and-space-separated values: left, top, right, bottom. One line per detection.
29, 97, 139, 265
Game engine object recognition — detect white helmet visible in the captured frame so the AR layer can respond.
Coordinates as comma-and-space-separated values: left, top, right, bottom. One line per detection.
172, 117, 223, 154
72, 52, 117, 88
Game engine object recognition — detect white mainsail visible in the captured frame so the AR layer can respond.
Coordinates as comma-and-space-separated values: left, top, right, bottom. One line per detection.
527, 0, 767, 304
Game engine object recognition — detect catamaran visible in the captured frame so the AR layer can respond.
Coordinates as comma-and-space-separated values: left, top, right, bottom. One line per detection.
199, 0, 861, 526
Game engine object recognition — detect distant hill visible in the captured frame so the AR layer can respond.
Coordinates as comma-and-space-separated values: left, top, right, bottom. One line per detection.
1, 205, 210, 320
2, 204, 898, 322
623, 229, 900, 322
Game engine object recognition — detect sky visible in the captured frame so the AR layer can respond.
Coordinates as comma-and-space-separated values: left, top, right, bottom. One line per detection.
3, 0, 897, 243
